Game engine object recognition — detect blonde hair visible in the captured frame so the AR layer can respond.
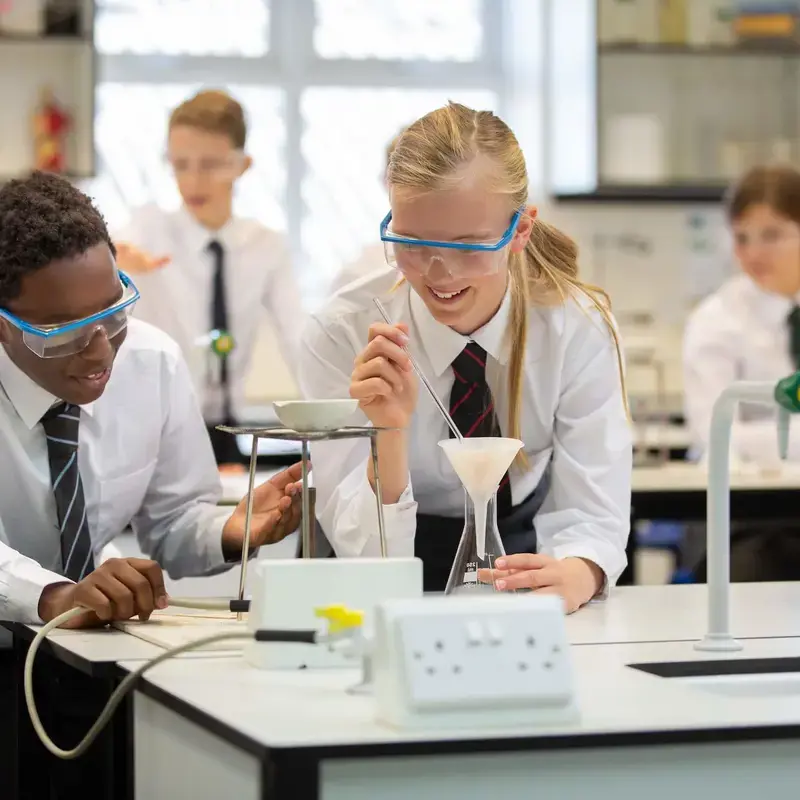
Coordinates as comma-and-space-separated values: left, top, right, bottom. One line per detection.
387, 102, 629, 468
169, 89, 247, 150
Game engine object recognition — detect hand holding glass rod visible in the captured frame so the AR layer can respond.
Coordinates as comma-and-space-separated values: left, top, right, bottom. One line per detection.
373, 297, 463, 441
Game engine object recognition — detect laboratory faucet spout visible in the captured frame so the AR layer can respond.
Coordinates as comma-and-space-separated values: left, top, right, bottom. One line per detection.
696, 375, 800, 652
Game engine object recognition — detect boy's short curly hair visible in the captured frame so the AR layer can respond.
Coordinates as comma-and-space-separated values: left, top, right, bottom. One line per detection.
0, 171, 115, 306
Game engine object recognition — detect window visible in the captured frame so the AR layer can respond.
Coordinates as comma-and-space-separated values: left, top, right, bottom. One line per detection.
95, 0, 270, 57
91, 0, 504, 308
312, 0, 483, 62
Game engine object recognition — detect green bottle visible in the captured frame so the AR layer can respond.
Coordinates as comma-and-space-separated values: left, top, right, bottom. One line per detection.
774, 372, 800, 413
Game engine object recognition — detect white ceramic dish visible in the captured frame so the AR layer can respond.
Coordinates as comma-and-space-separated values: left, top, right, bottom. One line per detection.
272, 399, 359, 432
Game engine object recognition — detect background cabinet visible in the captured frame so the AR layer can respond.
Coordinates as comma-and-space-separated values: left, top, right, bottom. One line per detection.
548, 0, 800, 203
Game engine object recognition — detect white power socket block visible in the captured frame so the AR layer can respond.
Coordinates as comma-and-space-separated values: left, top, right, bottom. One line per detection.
373, 594, 579, 730
244, 557, 423, 670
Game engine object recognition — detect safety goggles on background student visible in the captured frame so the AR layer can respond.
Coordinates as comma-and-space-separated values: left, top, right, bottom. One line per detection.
380, 208, 523, 278
733, 225, 800, 252
0, 271, 140, 359
165, 151, 246, 179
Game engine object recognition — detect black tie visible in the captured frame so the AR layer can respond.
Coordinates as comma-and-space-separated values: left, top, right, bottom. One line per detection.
788, 306, 800, 370
449, 342, 513, 517
41, 403, 95, 582
208, 239, 233, 423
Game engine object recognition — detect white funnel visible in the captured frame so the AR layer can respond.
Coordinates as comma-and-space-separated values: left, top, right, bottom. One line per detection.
439, 437, 524, 559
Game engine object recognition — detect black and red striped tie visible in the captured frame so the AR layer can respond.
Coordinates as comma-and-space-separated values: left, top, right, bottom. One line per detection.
449, 341, 512, 517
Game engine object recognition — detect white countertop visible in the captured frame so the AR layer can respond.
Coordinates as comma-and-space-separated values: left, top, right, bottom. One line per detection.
632, 462, 800, 492
219, 464, 800, 505
23, 582, 800, 667
567, 582, 800, 644
7, 623, 165, 666
634, 424, 690, 450
120, 635, 800, 750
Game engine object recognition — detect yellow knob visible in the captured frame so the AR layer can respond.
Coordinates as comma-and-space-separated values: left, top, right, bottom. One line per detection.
313, 605, 364, 632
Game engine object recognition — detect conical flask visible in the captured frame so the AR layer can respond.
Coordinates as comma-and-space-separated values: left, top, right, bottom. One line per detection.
444, 490, 507, 595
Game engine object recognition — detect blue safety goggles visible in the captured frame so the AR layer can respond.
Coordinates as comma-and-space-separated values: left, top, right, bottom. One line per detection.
380, 208, 523, 278
0, 271, 140, 358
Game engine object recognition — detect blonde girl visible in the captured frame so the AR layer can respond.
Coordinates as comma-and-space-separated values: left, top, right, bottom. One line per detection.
299, 102, 631, 612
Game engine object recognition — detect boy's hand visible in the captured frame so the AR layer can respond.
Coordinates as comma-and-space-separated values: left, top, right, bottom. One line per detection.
115, 242, 171, 274
38, 558, 168, 629
222, 463, 305, 556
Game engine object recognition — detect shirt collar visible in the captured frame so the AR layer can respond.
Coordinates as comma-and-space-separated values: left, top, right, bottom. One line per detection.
410, 284, 512, 377
176, 205, 248, 254
741, 275, 797, 325
0, 347, 95, 430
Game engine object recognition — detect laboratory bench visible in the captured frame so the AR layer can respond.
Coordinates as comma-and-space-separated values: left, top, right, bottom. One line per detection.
630, 463, 800, 522
126, 636, 800, 800
6, 582, 800, 799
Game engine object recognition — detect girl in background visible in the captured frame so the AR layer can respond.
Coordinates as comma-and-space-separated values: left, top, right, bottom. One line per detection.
684, 165, 800, 464
684, 165, 800, 581
299, 103, 631, 611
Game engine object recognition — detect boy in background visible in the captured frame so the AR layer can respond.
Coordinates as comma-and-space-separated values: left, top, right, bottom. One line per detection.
113, 89, 303, 464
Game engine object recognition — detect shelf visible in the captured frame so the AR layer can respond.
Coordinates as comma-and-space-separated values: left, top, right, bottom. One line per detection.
0, 33, 90, 44
0, 172, 94, 184
599, 41, 800, 57
553, 184, 727, 204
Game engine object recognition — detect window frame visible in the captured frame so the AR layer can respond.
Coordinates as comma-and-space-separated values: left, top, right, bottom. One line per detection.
96, 0, 508, 290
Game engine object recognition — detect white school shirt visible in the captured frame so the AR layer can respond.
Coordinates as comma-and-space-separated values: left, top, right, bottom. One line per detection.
298, 267, 633, 586
683, 273, 800, 465
0, 319, 232, 624
115, 205, 304, 423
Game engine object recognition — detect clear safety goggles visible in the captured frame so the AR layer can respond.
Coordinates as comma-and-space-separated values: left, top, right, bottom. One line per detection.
0, 271, 140, 358
733, 226, 800, 251
165, 150, 245, 180
380, 208, 523, 278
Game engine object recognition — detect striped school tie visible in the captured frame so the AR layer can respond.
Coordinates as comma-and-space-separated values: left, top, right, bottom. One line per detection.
788, 306, 800, 370
41, 403, 95, 582
448, 342, 513, 517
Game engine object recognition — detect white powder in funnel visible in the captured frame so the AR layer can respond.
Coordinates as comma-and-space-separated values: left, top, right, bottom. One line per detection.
439, 437, 523, 559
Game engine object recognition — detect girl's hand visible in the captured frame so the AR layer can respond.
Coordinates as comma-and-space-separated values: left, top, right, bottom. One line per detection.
478, 555, 604, 613
350, 322, 418, 429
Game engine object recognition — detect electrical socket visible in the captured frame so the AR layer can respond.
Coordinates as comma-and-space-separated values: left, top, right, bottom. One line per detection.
373, 594, 579, 730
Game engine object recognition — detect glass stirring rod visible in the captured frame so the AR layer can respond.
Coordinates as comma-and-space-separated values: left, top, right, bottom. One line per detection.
373, 297, 463, 441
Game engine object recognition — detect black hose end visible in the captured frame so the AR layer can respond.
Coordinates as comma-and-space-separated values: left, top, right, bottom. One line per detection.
254, 629, 317, 644
229, 599, 250, 613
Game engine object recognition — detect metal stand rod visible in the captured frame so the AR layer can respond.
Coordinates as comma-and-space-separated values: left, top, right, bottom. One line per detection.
237, 434, 260, 621
301, 440, 312, 559
369, 432, 388, 558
